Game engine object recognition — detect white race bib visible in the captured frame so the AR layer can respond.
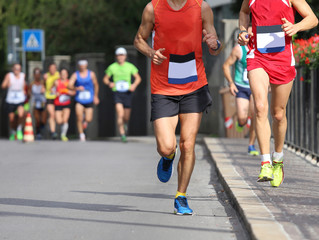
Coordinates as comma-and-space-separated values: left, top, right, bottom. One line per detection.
59, 94, 70, 103
78, 90, 91, 100
35, 100, 44, 109
116, 81, 130, 92
8, 90, 25, 102
256, 25, 285, 53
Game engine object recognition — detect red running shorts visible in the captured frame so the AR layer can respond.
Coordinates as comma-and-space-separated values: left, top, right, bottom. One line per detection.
247, 58, 296, 85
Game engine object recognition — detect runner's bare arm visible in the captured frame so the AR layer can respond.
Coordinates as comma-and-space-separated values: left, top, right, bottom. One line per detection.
202, 1, 222, 56
283, 0, 318, 36
130, 73, 142, 92
1, 74, 10, 89
68, 73, 77, 90
223, 45, 240, 96
91, 71, 100, 105
238, 0, 251, 46
103, 75, 114, 88
134, 3, 167, 65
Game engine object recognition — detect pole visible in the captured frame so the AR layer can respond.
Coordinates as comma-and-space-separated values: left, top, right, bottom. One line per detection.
41, 30, 45, 69
22, 50, 26, 75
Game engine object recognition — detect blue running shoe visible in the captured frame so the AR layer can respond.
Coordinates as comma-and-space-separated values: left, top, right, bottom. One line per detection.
248, 145, 260, 156
157, 155, 175, 183
174, 196, 193, 215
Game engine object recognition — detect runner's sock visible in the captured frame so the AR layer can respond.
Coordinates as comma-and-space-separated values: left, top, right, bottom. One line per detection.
164, 152, 175, 160
17, 124, 22, 132
273, 151, 283, 161
261, 154, 272, 165
175, 191, 186, 198
61, 123, 69, 136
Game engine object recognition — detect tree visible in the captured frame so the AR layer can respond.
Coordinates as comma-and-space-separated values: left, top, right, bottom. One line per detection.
0, 0, 149, 77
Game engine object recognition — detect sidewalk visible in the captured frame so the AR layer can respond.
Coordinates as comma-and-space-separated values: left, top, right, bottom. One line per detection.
204, 138, 319, 240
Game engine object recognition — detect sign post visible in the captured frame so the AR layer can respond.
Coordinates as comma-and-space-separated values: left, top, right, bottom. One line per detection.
22, 29, 45, 74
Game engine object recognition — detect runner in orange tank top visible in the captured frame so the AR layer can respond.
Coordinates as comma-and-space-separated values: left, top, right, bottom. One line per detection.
134, 0, 222, 215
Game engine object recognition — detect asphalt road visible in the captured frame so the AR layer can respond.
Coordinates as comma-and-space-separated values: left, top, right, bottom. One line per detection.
0, 137, 248, 240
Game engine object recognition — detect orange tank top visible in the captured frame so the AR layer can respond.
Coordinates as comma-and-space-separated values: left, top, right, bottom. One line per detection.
151, 0, 207, 95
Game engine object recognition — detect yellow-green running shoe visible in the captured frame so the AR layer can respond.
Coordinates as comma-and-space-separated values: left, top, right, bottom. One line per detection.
9, 133, 15, 141
270, 160, 284, 187
257, 163, 273, 182
61, 135, 69, 142
235, 121, 244, 133
16, 130, 23, 141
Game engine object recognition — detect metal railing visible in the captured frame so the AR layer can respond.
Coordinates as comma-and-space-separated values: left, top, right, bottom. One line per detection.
286, 67, 319, 163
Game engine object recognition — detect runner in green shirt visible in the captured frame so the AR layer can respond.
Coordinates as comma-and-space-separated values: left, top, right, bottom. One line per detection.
103, 47, 141, 142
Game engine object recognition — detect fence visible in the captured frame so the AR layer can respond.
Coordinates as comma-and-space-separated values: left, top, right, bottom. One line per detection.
286, 67, 319, 163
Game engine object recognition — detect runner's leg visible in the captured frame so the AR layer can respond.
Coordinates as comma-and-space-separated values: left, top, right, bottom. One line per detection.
47, 103, 56, 133
75, 103, 85, 134
177, 113, 202, 193
55, 110, 63, 125
84, 107, 93, 124
248, 95, 257, 146
153, 116, 179, 158
236, 97, 250, 126
248, 68, 270, 155
270, 81, 294, 153
115, 103, 125, 136
124, 108, 131, 124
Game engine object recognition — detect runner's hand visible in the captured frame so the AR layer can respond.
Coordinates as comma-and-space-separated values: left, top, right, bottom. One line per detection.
229, 82, 239, 96
282, 18, 297, 36
130, 85, 137, 92
94, 96, 100, 105
77, 86, 85, 91
108, 82, 115, 89
203, 29, 219, 49
151, 48, 167, 65
238, 28, 253, 46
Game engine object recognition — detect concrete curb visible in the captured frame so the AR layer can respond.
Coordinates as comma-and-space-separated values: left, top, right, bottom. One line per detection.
204, 138, 291, 240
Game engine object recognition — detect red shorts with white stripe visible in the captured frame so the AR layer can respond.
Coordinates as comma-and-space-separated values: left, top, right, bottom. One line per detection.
247, 58, 296, 85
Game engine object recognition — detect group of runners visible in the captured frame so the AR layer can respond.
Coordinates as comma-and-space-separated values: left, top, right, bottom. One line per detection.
133, 0, 317, 215
2, 48, 141, 142
1, 0, 318, 216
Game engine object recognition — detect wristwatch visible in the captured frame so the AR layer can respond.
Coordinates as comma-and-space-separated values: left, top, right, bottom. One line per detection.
211, 40, 221, 51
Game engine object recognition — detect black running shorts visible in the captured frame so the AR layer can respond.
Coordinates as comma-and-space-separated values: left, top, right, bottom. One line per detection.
151, 85, 212, 121
113, 91, 133, 109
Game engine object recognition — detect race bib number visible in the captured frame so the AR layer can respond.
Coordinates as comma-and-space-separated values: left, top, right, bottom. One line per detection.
243, 69, 249, 84
256, 25, 285, 53
35, 100, 44, 109
168, 52, 198, 84
8, 91, 25, 101
78, 90, 91, 100
59, 94, 70, 103
116, 81, 130, 92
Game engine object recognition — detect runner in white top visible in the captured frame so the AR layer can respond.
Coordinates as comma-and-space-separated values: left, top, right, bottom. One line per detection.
1, 63, 26, 141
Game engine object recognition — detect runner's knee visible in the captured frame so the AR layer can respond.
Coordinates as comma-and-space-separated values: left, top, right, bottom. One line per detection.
271, 108, 285, 122
157, 144, 176, 157
254, 102, 268, 118
179, 139, 195, 154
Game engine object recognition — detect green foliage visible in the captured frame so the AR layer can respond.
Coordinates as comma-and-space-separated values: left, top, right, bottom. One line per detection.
0, 0, 149, 76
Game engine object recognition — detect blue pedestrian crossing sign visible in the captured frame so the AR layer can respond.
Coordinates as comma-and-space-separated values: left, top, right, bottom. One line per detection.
22, 29, 44, 52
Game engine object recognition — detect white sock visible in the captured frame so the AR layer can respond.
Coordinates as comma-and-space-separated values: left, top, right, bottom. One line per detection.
273, 151, 284, 161
61, 123, 69, 136
17, 124, 22, 132
79, 133, 86, 139
261, 154, 272, 165
10, 129, 16, 135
